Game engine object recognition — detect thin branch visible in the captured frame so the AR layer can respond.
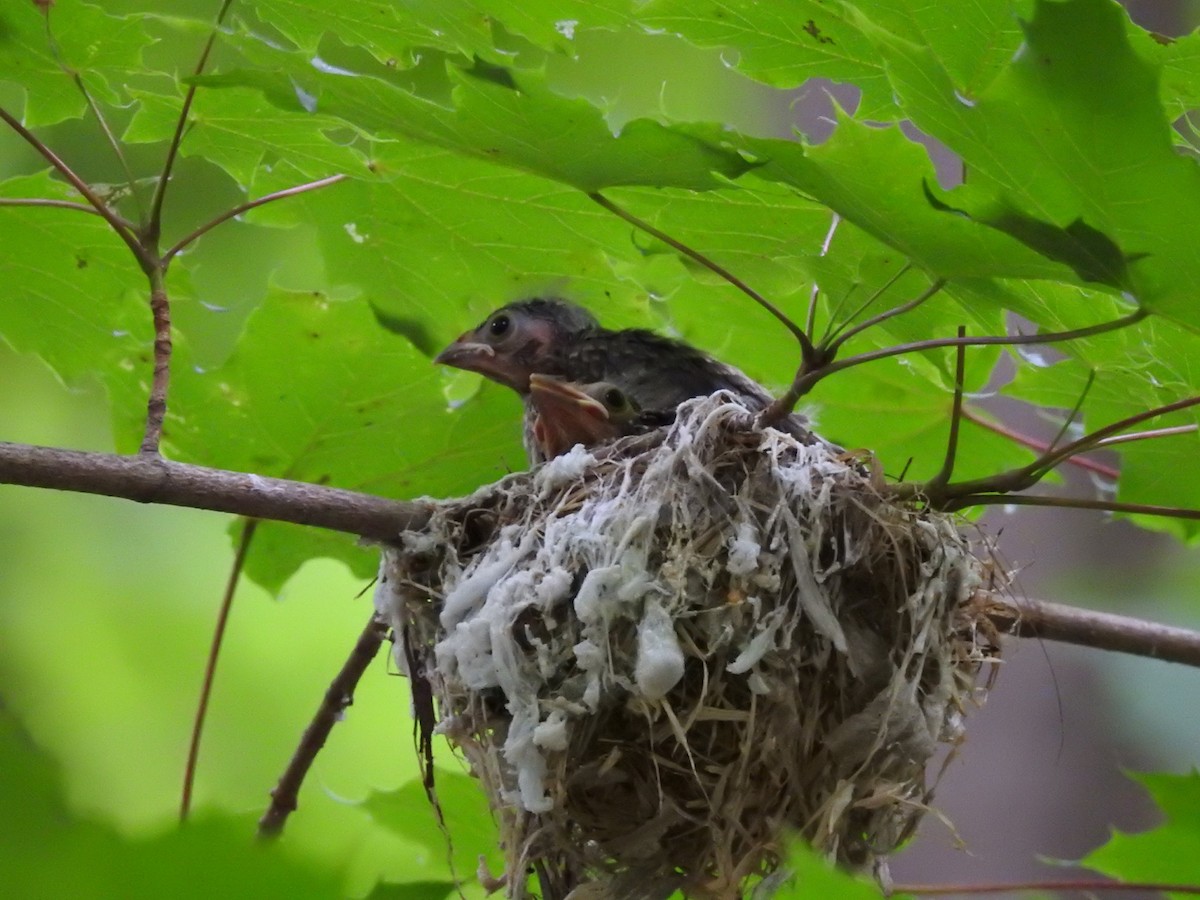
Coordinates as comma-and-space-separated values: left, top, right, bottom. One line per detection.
0, 197, 105, 216
895, 879, 1200, 896
948, 492, 1200, 521
0, 104, 153, 270
147, 0, 236, 245
162, 174, 349, 264
0, 442, 432, 541
822, 263, 916, 351
926, 326, 967, 491
1026, 393, 1200, 482
960, 408, 1119, 480
790, 306, 1149, 400
44, 5, 146, 223
933, 393, 1200, 503
587, 190, 817, 362
181, 519, 257, 821
258, 611, 390, 838
140, 270, 172, 455
761, 278, 953, 424
1094, 423, 1197, 449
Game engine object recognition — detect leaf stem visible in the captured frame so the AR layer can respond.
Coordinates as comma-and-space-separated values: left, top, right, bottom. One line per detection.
587, 190, 816, 362
824, 264, 928, 353
0, 197, 105, 216
162, 173, 349, 264
43, 5, 147, 223
181, 519, 257, 822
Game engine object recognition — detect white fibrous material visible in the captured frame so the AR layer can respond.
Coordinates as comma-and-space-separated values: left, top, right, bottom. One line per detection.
374, 393, 1003, 899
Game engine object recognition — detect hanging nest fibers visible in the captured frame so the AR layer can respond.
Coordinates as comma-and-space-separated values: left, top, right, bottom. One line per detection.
375, 393, 1004, 899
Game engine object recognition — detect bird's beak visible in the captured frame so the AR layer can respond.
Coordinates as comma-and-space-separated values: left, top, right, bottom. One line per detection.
434, 332, 533, 391
433, 332, 496, 368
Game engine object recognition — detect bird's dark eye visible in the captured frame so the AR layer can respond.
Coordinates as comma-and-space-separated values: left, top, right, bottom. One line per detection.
488, 314, 511, 337
603, 387, 626, 410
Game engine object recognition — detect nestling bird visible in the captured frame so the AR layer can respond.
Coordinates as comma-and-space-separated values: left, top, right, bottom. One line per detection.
434, 298, 812, 461
435, 298, 772, 409
527, 374, 671, 461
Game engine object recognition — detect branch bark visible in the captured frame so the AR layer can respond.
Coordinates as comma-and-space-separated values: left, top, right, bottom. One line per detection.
995, 595, 1200, 667
0, 441, 430, 542
2, 440, 1199, 667
258, 611, 390, 839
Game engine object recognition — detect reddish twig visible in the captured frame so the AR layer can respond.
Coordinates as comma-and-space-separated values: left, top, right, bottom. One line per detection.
960, 408, 1120, 480
162, 174, 349, 264
931, 393, 1200, 504
181, 519, 258, 821
258, 611, 390, 838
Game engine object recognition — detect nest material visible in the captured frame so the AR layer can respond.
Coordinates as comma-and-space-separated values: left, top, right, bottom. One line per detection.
375, 394, 1002, 899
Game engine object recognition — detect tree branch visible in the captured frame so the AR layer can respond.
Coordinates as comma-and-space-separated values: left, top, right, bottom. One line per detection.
994, 596, 1200, 667
3, 441, 1199, 669
948, 492, 1200, 520
141, 271, 172, 454
258, 611, 390, 839
0, 442, 430, 542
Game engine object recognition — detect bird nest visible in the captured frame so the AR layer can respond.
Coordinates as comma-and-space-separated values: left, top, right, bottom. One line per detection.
375, 394, 1003, 899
